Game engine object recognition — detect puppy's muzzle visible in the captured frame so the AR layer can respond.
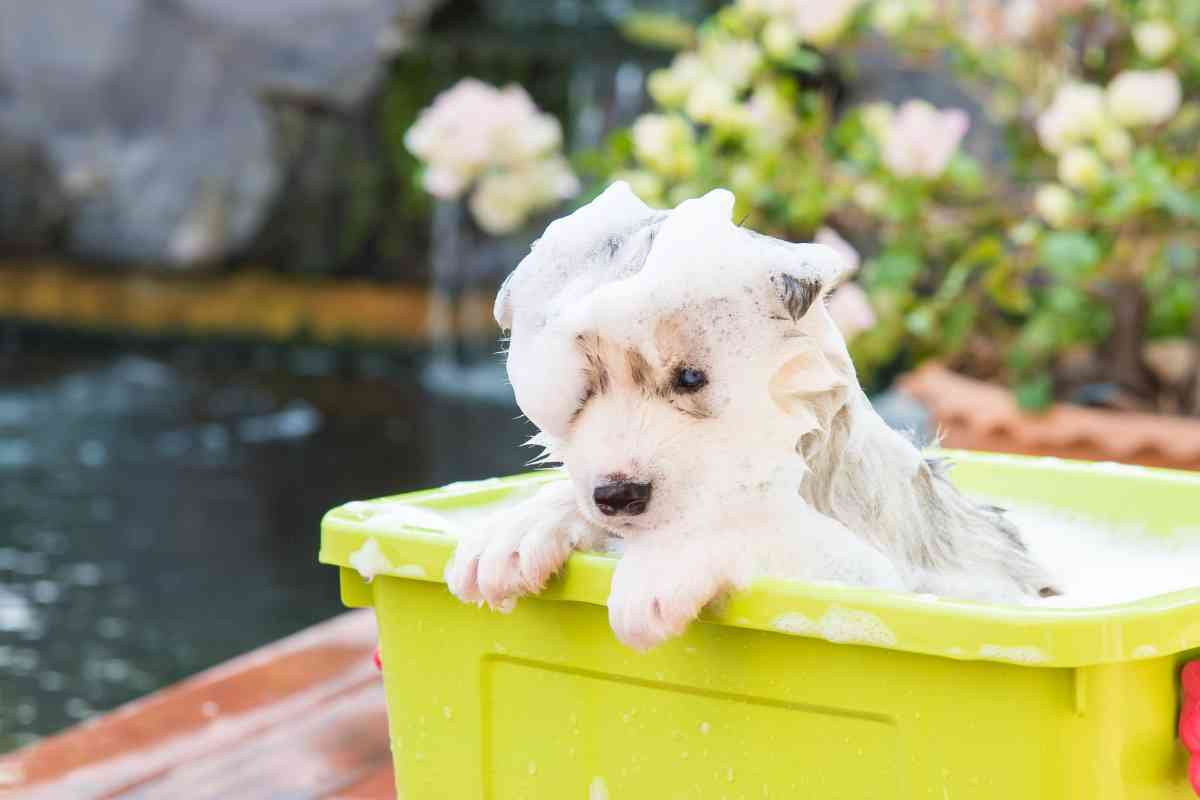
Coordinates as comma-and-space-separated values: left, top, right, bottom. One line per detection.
593, 480, 652, 517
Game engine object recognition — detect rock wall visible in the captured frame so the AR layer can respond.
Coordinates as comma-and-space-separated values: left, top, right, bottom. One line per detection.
0, 0, 439, 269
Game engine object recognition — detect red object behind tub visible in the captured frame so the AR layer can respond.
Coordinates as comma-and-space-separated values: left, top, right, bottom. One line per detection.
1181, 661, 1200, 795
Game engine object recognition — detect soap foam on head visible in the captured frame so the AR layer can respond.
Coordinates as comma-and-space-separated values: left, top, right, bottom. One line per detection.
497, 182, 850, 439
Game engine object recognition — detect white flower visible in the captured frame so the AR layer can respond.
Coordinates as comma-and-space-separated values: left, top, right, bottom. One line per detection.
762, 18, 800, 59
1107, 69, 1182, 127
710, 101, 756, 135
827, 283, 876, 338
1057, 147, 1105, 191
737, 0, 783, 15
729, 163, 762, 196
468, 156, 579, 235
686, 77, 738, 124
1003, 0, 1040, 40
1034, 184, 1075, 228
1035, 83, 1108, 154
791, 0, 864, 47
405, 78, 566, 201
421, 165, 470, 199
1095, 126, 1133, 162
745, 83, 798, 143
648, 52, 709, 109
701, 37, 762, 89
1133, 20, 1177, 62
613, 170, 664, 203
632, 114, 697, 178
880, 100, 970, 178
852, 181, 887, 212
815, 227, 861, 275
469, 174, 527, 235
859, 102, 894, 139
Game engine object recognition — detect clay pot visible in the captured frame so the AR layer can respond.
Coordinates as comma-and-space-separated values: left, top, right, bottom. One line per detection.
899, 364, 1200, 471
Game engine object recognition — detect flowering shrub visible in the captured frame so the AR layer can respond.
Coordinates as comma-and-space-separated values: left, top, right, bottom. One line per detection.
583, 0, 1199, 414
405, 79, 579, 234
586, 0, 982, 387
883, 0, 1200, 413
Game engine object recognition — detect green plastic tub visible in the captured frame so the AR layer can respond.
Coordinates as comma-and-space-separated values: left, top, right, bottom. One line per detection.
320, 451, 1200, 798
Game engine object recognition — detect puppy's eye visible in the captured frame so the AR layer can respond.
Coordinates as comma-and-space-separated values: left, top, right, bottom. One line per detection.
673, 367, 708, 393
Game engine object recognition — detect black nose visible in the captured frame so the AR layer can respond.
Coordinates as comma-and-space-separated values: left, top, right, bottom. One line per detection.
593, 481, 652, 516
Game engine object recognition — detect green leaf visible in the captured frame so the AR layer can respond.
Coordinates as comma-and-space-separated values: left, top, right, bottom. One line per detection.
1014, 374, 1054, 411
779, 48, 824, 74
619, 12, 696, 50
941, 300, 978, 352
864, 249, 923, 291
1157, 184, 1200, 221
1037, 232, 1102, 280
904, 306, 937, 339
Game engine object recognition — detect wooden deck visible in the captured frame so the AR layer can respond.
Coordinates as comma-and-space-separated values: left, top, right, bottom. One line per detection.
0, 611, 395, 799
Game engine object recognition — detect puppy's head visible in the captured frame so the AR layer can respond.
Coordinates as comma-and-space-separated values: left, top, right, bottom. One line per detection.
499, 184, 860, 533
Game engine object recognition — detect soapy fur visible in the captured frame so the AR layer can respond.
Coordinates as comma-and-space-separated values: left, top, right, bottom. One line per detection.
446, 182, 1058, 650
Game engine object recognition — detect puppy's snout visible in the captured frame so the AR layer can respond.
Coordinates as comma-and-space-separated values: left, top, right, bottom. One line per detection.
593, 480, 652, 517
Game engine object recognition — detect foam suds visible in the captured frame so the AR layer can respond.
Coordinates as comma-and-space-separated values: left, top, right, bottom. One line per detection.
348, 538, 392, 582
358, 503, 452, 532
977, 644, 1049, 664
770, 607, 897, 646
992, 499, 1200, 608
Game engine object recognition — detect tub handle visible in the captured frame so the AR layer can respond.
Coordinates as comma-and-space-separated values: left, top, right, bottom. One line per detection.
1182, 662, 1200, 795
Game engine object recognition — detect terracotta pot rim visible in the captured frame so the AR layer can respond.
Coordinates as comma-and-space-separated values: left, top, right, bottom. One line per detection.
898, 364, 1200, 469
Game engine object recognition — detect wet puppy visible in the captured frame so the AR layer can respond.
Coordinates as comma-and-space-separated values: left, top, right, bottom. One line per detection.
446, 183, 1057, 650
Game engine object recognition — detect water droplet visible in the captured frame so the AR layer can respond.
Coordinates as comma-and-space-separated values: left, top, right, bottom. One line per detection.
65, 698, 93, 720
443, 706, 453, 720
699, 721, 711, 735
527, 761, 537, 775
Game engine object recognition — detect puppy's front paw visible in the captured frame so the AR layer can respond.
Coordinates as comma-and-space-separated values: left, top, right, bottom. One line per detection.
607, 545, 727, 651
445, 482, 600, 612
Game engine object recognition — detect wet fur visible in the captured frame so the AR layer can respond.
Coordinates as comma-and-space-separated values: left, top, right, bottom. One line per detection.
447, 185, 1058, 651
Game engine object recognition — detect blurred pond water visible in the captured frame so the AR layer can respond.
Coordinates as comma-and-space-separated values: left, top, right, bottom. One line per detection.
0, 341, 533, 752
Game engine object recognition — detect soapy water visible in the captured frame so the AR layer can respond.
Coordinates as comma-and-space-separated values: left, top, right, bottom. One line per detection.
355, 485, 1200, 608
998, 499, 1200, 608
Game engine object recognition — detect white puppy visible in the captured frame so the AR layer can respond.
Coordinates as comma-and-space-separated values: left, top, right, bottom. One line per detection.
446, 183, 1057, 650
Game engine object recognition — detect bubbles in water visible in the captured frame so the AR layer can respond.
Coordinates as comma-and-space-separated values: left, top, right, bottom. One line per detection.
992, 498, 1200, 607
0, 589, 36, 633
66, 563, 103, 587
97, 617, 128, 639
0, 440, 34, 469
200, 424, 230, 452
78, 441, 109, 468
237, 402, 321, 443
0, 398, 33, 426
31, 581, 60, 604
64, 698, 93, 721
37, 671, 64, 692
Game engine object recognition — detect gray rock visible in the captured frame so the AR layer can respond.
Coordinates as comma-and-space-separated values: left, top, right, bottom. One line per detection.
871, 388, 935, 445
0, 0, 438, 268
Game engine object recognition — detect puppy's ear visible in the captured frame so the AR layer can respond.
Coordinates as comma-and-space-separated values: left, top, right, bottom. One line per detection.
772, 273, 822, 322
767, 242, 852, 322
769, 341, 848, 431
